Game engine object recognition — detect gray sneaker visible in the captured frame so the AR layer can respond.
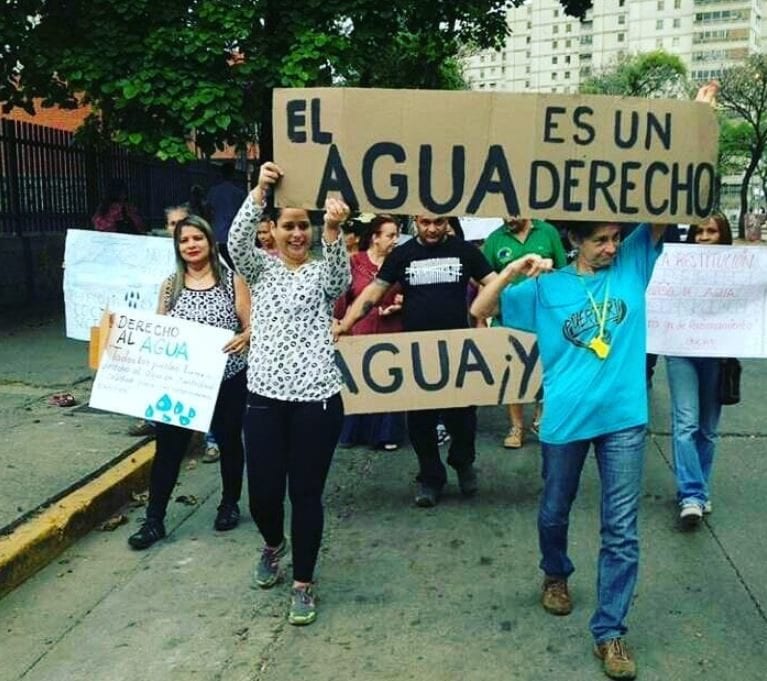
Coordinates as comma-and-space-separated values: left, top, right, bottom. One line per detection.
288, 585, 317, 625
253, 539, 287, 588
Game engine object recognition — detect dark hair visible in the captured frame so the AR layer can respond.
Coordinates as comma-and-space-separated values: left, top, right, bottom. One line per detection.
686, 212, 733, 245
447, 217, 465, 241
96, 178, 128, 215
567, 221, 618, 242
359, 214, 398, 251
188, 184, 212, 222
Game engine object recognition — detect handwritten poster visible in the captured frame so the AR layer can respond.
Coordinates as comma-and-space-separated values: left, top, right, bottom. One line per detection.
90, 310, 232, 432
647, 244, 767, 358
63, 230, 175, 341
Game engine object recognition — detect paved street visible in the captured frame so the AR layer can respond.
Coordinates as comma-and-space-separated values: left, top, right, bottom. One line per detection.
1, 311, 766, 680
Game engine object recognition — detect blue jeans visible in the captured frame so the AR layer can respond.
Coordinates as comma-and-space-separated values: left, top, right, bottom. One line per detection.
538, 425, 645, 644
665, 356, 721, 506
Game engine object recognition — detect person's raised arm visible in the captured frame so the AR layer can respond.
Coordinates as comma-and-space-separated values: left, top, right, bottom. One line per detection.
471, 254, 552, 320
228, 162, 282, 282
652, 80, 720, 244
320, 198, 352, 300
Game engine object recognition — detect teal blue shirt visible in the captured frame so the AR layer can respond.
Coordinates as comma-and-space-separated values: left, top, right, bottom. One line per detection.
500, 225, 662, 444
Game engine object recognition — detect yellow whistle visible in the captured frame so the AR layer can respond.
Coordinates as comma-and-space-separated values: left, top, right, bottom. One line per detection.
588, 336, 611, 359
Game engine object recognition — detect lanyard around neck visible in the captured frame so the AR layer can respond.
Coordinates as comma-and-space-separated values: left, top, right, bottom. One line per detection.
578, 272, 610, 341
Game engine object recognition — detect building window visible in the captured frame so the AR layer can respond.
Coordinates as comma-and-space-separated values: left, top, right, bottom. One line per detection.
526, 36, 531, 44
554, 9, 559, 17
618, 15, 626, 24
673, 18, 681, 28
657, 0, 664, 10
553, 40, 559, 48
479, 83, 486, 89
565, 55, 571, 63
553, 25, 559, 34
619, 0, 625, 6
480, 70, 485, 78
657, 39, 664, 47
525, 80, 530, 88
552, 56, 558, 64
566, 39, 572, 47
526, 65, 531, 73
618, 32, 625, 42
657, 19, 664, 30
526, 50, 531, 58
566, 24, 572, 33
527, 21, 532, 29
565, 71, 571, 79
672, 36, 679, 46
674, 0, 681, 7
552, 72, 558, 80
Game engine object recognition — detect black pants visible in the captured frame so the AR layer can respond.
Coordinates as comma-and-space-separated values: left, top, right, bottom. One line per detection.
244, 392, 343, 583
407, 406, 477, 489
146, 370, 246, 521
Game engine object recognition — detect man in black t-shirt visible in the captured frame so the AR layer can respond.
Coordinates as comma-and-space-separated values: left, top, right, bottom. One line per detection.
337, 215, 497, 507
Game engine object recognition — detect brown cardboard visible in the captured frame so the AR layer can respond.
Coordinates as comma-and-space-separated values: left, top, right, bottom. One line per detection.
335, 327, 541, 415
273, 87, 719, 223
87, 311, 112, 370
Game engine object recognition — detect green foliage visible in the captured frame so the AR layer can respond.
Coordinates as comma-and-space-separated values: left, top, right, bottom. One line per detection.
2, 0, 593, 161
579, 50, 689, 99
718, 54, 767, 236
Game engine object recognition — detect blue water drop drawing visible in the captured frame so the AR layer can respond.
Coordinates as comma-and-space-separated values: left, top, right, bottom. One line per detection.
145, 405, 154, 419
179, 416, 190, 426
187, 407, 196, 419
162, 414, 172, 423
173, 400, 184, 415
156, 394, 172, 412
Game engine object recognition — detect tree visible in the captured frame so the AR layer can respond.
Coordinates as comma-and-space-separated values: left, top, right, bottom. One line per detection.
718, 54, 767, 238
1, 0, 593, 162
579, 50, 689, 99
715, 115, 753, 208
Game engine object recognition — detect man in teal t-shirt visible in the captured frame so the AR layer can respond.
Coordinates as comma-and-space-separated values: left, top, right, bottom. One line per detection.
482, 217, 567, 449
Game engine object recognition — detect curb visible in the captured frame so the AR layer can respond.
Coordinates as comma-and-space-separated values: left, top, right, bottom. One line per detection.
0, 442, 155, 599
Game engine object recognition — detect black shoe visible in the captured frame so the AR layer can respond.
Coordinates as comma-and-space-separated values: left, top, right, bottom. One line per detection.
128, 518, 166, 550
456, 464, 478, 497
214, 502, 240, 531
414, 483, 440, 508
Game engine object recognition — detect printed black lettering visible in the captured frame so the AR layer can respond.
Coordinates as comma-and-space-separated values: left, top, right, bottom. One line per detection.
286, 100, 307, 143
362, 343, 402, 394
619, 161, 641, 215
529, 160, 560, 210
315, 144, 359, 208
614, 110, 639, 149
694, 163, 716, 216
310, 98, 332, 144
334, 350, 359, 394
412, 341, 450, 391
645, 162, 670, 215
419, 145, 465, 214
573, 106, 595, 145
362, 142, 407, 210
455, 339, 494, 388
543, 106, 567, 144
509, 336, 539, 399
670, 163, 694, 215
646, 112, 671, 150
563, 160, 585, 211
587, 161, 618, 212
466, 145, 520, 215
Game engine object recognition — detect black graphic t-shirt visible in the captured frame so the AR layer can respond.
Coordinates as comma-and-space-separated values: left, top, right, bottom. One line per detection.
378, 237, 493, 332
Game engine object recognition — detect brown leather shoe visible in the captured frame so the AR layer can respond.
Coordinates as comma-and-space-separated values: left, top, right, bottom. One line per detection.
594, 638, 637, 680
541, 577, 572, 615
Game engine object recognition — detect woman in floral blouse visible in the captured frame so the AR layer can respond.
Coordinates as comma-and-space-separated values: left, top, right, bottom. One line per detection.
228, 161, 350, 626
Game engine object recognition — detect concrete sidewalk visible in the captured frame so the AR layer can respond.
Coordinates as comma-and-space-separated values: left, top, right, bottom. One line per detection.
0, 305, 765, 681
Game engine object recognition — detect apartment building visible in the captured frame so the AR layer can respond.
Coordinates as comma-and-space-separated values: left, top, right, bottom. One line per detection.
463, 0, 765, 94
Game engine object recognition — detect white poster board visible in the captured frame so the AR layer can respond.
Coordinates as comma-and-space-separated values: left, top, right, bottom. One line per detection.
459, 217, 503, 242
647, 244, 767, 358
63, 230, 175, 341
90, 310, 232, 432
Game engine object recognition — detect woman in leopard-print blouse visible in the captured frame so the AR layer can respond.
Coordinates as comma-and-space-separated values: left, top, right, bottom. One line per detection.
128, 215, 251, 551
228, 162, 350, 626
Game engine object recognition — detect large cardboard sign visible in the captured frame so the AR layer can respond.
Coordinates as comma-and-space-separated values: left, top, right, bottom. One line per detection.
64, 230, 175, 341
273, 88, 719, 223
335, 327, 541, 414
647, 244, 767, 358
90, 310, 233, 432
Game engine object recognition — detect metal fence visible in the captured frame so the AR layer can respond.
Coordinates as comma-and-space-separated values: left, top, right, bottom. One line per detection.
0, 118, 240, 236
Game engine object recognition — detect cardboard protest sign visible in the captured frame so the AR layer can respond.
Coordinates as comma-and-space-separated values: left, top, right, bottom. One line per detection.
64, 229, 175, 341
273, 88, 719, 223
647, 244, 767, 358
90, 310, 233, 432
335, 327, 541, 414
